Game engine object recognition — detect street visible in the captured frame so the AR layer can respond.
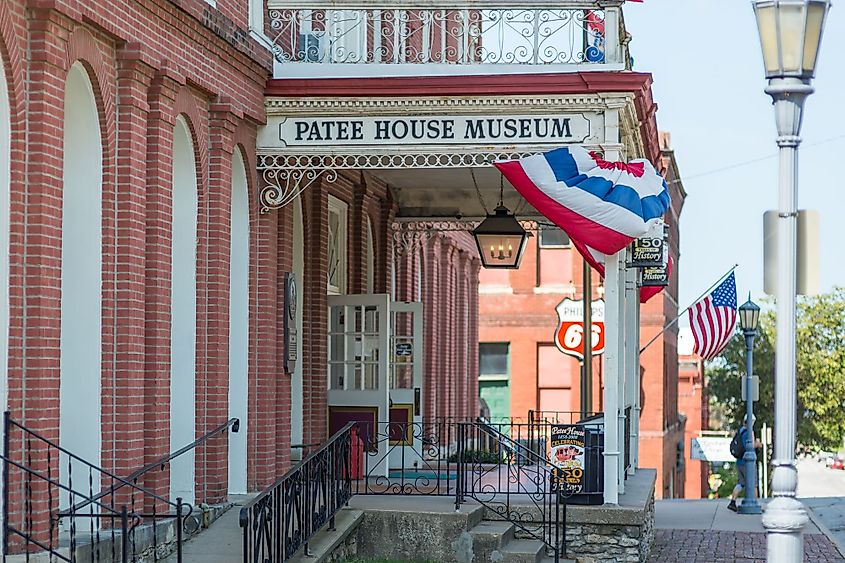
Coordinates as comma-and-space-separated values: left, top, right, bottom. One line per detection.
798, 457, 845, 498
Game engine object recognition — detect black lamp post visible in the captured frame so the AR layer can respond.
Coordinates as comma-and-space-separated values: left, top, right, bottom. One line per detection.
738, 295, 762, 515
472, 205, 529, 269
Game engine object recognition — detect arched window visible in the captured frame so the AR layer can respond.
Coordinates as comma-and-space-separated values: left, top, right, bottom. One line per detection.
228, 148, 250, 494
169, 115, 198, 505
60, 63, 103, 502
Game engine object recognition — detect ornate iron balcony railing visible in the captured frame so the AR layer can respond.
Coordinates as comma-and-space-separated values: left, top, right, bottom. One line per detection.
267, 1, 629, 75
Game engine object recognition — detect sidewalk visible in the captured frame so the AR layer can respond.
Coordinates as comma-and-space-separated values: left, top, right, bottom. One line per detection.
649, 499, 843, 562
162, 496, 250, 563
804, 497, 845, 558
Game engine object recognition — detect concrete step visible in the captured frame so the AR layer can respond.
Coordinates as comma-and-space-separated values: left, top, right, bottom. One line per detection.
498, 538, 545, 563
288, 508, 364, 563
469, 520, 516, 561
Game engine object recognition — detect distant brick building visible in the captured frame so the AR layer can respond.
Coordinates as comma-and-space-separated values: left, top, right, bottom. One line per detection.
678, 327, 709, 498
479, 132, 688, 498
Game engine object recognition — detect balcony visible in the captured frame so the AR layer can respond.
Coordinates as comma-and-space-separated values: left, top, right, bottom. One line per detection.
267, 0, 629, 78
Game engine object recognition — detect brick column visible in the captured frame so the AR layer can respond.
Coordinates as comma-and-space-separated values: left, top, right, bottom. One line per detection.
196, 100, 240, 502
274, 199, 292, 473
249, 175, 281, 490
104, 50, 154, 489
302, 181, 329, 445
439, 241, 457, 419
142, 69, 181, 500
422, 236, 441, 423
467, 258, 481, 419
454, 253, 468, 420
12, 10, 71, 546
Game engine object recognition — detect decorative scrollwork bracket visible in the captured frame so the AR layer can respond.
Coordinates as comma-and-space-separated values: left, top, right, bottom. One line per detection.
259, 166, 338, 214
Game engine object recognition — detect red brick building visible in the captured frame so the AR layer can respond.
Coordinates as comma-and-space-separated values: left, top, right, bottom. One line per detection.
678, 326, 709, 498
0, 0, 274, 530
1, 0, 679, 554
0, 0, 482, 544
479, 133, 689, 498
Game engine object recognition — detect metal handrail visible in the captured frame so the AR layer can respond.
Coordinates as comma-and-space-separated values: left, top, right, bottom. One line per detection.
456, 419, 565, 563
239, 421, 354, 525
1, 411, 202, 562
475, 416, 552, 467
239, 422, 355, 563
61, 417, 239, 517
1, 413, 176, 510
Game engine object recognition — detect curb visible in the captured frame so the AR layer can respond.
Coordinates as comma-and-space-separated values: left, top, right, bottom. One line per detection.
804, 502, 845, 558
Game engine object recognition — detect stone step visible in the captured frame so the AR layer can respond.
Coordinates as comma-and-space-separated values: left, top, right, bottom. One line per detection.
288, 508, 364, 563
498, 538, 545, 563
469, 520, 516, 561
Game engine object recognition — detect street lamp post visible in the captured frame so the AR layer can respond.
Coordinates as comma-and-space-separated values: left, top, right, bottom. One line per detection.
739, 297, 762, 515
752, 1, 831, 561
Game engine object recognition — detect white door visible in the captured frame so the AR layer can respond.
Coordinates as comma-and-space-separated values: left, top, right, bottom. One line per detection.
327, 294, 391, 477
389, 302, 423, 470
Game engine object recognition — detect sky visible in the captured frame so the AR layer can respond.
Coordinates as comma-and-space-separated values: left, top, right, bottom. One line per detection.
624, 0, 845, 311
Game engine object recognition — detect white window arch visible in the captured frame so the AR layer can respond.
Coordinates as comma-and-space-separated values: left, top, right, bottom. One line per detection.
0, 55, 10, 418
59, 62, 103, 506
228, 148, 249, 494
170, 115, 198, 505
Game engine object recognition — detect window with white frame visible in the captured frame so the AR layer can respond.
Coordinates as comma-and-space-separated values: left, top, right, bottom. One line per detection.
248, 0, 264, 34
479, 343, 510, 381
539, 225, 570, 248
327, 195, 348, 295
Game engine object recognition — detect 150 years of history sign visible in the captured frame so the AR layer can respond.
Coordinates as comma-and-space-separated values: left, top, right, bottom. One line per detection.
550, 425, 587, 496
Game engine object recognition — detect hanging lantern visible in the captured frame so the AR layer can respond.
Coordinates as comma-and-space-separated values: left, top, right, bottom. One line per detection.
473, 205, 529, 269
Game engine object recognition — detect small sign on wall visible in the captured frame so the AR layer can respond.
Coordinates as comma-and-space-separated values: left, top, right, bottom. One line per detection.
284, 272, 298, 375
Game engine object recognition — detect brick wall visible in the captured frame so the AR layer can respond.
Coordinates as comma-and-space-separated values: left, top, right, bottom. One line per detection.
0, 0, 271, 544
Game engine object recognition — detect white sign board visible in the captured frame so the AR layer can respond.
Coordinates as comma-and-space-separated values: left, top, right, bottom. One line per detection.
261, 113, 594, 148
555, 298, 605, 322
690, 437, 734, 463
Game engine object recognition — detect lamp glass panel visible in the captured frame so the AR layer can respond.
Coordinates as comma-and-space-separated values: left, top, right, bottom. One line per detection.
476, 233, 522, 268
802, 3, 827, 75
755, 4, 781, 75
777, 3, 806, 73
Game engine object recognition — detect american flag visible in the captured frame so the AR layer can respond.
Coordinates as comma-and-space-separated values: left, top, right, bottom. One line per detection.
688, 272, 737, 361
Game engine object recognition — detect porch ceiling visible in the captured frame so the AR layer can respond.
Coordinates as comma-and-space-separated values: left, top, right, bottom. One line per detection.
373, 166, 540, 220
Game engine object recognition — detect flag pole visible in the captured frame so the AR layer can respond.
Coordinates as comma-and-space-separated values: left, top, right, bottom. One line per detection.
639, 264, 739, 355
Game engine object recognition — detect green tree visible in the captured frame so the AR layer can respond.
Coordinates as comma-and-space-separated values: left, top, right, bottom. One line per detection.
707, 288, 845, 452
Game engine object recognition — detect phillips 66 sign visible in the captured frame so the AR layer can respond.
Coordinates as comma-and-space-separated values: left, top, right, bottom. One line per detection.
554, 298, 606, 359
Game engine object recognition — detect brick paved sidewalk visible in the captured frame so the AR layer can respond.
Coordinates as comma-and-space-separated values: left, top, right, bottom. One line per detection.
649, 530, 845, 562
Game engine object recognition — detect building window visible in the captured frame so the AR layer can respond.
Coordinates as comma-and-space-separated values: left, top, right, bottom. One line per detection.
479, 343, 509, 380
539, 226, 570, 248
327, 195, 348, 295
479, 342, 510, 421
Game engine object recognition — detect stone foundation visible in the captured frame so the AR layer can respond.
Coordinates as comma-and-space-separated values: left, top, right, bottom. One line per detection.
563, 469, 657, 563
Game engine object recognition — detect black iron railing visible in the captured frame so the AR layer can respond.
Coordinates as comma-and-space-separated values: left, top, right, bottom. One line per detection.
1, 413, 238, 562
624, 406, 632, 475
455, 419, 565, 563
453, 418, 605, 563
350, 416, 605, 498
239, 422, 354, 563
353, 418, 461, 496
61, 417, 239, 518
